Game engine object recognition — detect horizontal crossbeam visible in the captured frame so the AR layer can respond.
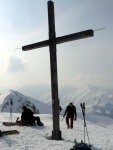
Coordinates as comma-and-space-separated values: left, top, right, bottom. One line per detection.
22, 29, 94, 51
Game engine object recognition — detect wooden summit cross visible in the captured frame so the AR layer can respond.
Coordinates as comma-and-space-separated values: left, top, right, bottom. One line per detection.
22, 0, 94, 140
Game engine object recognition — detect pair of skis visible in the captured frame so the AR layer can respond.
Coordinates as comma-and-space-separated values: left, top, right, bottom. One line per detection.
80, 103, 90, 145
1, 119, 20, 137
0, 130, 19, 137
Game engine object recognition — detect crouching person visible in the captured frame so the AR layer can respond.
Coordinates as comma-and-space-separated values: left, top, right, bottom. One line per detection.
21, 106, 44, 126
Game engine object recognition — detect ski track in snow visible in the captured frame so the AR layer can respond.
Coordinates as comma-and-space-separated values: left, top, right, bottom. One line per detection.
0, 113, 113, 150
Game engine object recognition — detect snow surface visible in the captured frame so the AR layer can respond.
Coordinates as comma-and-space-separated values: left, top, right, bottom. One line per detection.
0, 113, 113, 150
0, 89, 113, 149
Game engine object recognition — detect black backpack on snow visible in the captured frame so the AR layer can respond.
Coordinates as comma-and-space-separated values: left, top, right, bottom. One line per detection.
70, 142, 91, 150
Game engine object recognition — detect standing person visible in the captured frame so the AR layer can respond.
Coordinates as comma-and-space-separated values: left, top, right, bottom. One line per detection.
21, 106, 44, 126
63, 102, 77, 129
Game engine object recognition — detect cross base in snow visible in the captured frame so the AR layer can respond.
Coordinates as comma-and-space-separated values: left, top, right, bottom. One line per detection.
52, 130, 61, 140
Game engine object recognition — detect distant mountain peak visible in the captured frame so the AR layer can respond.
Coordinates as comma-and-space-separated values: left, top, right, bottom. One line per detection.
0, 90, 51, 114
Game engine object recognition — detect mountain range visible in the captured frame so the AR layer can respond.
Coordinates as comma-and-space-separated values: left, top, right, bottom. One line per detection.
39, 85, 113, 119
0, 85, 113, 120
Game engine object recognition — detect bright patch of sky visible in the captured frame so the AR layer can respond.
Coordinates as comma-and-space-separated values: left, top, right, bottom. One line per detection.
0, 0, 113, 91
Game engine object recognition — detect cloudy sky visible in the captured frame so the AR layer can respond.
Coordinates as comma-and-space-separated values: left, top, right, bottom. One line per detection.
0, 0, 113, 92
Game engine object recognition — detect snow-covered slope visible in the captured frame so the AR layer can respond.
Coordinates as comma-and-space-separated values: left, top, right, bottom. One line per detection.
0, 90, 51, 114
0, 87, 113, 150
40, 85, 113, 119
0, 113, 113, 150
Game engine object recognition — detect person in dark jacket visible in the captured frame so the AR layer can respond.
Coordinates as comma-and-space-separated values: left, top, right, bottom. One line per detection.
21, 106, 44, 126
63, 102, 77, 129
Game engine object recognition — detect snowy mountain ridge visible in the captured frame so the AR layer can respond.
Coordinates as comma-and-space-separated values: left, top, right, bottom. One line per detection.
0, 85, 113, 120
1, 89, 113, 127
0, 90, 51, 114
40, 85, 113, 119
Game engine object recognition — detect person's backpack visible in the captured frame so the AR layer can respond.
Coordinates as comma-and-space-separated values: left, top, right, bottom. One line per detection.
70, 142, 91, 150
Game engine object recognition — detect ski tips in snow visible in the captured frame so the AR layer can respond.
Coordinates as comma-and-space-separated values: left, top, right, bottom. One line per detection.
80, 103, 85, 109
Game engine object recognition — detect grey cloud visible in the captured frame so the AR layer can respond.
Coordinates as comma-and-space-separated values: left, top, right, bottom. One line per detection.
4, 53, 29, 73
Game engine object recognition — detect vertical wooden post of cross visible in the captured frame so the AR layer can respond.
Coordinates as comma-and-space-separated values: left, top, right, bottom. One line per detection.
48, 1, 61, 140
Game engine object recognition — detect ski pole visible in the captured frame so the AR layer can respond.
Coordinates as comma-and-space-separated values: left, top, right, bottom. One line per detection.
80, 103, 86, 143
83, 103, 86, 143
85, 125, 90, 145
80, 103, 91, 145
83, 103, 90, 145
9, 99, 13, 122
